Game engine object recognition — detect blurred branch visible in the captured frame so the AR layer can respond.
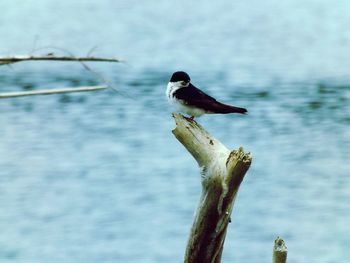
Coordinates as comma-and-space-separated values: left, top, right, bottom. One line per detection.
0, 55, 123, 65
0, 85, 107, 99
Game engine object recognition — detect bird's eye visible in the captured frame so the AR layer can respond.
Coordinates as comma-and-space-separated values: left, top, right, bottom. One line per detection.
181, 81, 188, 85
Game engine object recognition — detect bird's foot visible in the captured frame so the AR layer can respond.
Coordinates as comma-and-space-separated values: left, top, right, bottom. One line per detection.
184, 116, 195, 122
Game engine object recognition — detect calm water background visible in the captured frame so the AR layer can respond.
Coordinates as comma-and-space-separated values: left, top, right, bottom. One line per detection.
0, 0, 350, 262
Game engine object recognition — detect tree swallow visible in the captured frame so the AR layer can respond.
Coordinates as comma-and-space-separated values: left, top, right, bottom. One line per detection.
166, 71, 247, 119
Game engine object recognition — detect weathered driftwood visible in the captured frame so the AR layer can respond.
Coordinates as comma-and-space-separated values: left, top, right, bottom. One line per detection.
0, 55, 122, 65
0, 85, 107, 99
273, 237, 287, 263
172, 113, 252, 263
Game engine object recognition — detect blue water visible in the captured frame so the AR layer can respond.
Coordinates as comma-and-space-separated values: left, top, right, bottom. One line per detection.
0, 1, 349, 262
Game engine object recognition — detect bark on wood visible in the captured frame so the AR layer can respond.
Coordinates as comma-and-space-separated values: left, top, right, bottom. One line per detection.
172, 113, 252, 263
272, 237, 287, 263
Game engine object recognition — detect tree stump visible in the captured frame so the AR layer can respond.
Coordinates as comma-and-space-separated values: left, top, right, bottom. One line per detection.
172, 113, 252, 263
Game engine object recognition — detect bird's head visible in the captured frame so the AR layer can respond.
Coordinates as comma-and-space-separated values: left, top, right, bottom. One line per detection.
169, 71, 191, 88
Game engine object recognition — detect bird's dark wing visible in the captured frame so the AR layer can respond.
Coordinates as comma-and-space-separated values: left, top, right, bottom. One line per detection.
174, 84, 218, 107
174, 84, 247, 114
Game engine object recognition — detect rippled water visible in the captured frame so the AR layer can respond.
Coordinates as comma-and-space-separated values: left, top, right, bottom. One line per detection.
0, 1, 349, 262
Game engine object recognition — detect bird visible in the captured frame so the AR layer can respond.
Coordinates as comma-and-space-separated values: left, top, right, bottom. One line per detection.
166, 71, 247, 120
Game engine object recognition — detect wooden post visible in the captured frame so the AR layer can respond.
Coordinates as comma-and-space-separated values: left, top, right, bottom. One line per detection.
272, 237, 287, 263
172, 113, 252, 263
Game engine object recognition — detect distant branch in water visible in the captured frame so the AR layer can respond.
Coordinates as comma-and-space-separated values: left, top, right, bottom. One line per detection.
0, 85, 107, 99
0, 46, 128, 97
0, 55, 123, 65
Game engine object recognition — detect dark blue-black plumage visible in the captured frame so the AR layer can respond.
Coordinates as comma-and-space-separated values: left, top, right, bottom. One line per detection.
170, 71, 190, 82
169, 71, 247, 115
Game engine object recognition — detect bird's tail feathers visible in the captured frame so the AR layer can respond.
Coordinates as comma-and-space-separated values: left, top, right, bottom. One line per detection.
214, 103, 248, 114
227, 105, 247, 114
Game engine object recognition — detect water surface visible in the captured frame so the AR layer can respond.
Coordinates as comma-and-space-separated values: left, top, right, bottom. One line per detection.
0, 1, 349, 262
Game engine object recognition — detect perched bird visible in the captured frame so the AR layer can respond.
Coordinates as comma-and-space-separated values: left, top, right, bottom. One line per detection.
166, 71, 247, 119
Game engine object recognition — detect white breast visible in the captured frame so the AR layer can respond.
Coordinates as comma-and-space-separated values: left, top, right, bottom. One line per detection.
166, 82, 205, 117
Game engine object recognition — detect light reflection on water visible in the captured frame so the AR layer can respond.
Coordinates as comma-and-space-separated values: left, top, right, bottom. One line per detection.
0, 1, 350, 262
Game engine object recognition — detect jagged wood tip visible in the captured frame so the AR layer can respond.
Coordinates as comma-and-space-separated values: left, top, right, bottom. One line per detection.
273, 237, 288, 263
